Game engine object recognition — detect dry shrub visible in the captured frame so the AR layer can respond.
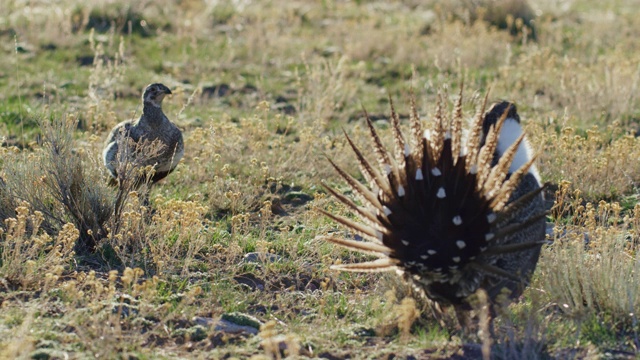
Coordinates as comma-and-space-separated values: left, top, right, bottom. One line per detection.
39, 117, 113, 249
374, 290, 423, 339
432, 0, 537, 38
2, 0, 175, 45
148, 198, 208, 274
108, 192, 209, 275
0, 307, 36, 359
87, 28, 126, 105
1, 0, 77, 45
1, 115, 113, 254
538, 182, 640, 329
185, 124, 274, 218
324, 8, 514, 73
427, 20, 515, 73
397, 297, 420, 340
257, 321, 303, 358
0, 205, 77, 289
503, 50, 640, 123
84, 29, 127, 133
297, 56, 358, 128
0, 160, 19, 224
530, 123, 640, 199
23, 267, 192, 358
491, 288, 550, 359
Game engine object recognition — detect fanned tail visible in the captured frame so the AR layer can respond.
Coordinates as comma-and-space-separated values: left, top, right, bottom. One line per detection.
320, 88, 546, 316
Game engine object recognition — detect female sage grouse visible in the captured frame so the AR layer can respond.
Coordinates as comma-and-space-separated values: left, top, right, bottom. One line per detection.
103, 83, 184, 186
320, 91, 547, 320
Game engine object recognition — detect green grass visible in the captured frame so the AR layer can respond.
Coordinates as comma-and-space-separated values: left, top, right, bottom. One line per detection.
2, 0, 640, 358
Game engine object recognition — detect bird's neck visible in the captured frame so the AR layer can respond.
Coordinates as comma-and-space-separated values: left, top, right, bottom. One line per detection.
141, 102, 166, 125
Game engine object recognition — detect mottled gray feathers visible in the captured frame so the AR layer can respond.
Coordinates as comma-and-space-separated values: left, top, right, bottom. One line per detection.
103, 83, 184, 186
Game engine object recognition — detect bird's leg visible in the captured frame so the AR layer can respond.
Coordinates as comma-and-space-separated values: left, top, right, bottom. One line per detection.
141, 185, 151, 208
455, 306, 478, 339
139, 183, 157, 222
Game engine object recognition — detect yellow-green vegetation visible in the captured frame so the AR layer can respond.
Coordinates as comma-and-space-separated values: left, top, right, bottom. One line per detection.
1, 0, 640, 358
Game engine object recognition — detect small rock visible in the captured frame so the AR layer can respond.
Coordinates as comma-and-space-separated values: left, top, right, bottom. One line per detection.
194, 313, 263, 336
240, 84, 258, 94
15, 43, 31, 53
284, 191, 313, 202
545, 223, 590, 243
221, 312, 263, 329
545, 223, 554, 238
321, 46, 341, 57
273, 102, 296, 115
353, 327, 376, 337
202, 84, 231, 98
241, 252, 282, 264
172, 325, 208, 342
214, 319, 259, 335
30, 349, 68, 360
41, 43, 57, 51
193, 316, 215, 327
318, 351, 347, 360
234, 273, 265, 291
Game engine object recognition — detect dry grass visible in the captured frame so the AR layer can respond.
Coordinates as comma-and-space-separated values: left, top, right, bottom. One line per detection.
2, 0, 640, 358
533, 123, 640, 200
541, 182, 640, 328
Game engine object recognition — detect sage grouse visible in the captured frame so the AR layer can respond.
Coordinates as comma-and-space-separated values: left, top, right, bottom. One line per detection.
103, 83, 184, 186
320, 93, 546, 318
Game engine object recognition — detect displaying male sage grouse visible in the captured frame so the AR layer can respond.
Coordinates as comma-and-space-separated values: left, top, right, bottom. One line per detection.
103, 83, 184, 186
319, 91, 547, 322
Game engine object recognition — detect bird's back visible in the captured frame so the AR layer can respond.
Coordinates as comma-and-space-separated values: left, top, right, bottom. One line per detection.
103, 116, 183, 183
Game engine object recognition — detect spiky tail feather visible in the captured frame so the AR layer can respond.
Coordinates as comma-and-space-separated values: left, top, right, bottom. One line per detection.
321, 90, 547, 310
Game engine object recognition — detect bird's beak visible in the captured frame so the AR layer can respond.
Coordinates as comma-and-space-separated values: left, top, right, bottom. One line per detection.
164, 87, 172, 95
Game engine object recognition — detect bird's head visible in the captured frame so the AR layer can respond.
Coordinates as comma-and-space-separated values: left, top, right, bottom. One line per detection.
143, 83, 172, 108
482, 101, 520, 136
